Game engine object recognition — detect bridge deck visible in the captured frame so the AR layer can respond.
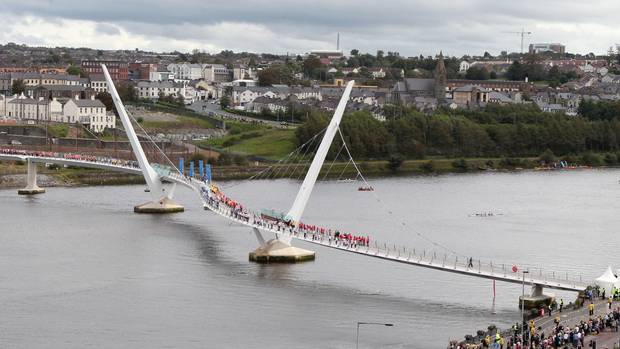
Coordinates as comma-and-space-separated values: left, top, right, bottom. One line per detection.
1, 151, 588, 292
202, 195, 587, 292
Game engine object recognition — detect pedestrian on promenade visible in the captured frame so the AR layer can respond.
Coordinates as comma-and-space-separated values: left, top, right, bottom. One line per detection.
609, 297, 613, 309
589, 302, 595, 316
559, 298, 564, 312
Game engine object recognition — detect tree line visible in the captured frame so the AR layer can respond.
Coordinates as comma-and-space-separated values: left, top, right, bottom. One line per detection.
295, 104, 620, 160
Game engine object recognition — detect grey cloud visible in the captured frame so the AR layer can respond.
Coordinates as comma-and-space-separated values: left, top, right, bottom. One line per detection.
0, 0, 618, 55
95, 23, 121, 36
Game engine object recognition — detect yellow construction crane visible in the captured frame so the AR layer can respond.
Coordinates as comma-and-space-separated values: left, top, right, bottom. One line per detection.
502, 28, 533, 54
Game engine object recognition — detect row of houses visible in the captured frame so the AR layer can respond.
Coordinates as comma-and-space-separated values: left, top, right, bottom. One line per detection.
0, 94, 113, 133
0, 72, 110, 96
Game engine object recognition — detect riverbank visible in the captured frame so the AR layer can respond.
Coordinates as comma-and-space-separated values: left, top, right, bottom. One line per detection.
0, 163, 145, 189
0, 156, 614, 189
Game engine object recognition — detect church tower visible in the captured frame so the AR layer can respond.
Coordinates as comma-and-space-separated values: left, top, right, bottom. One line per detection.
434, 51, 447, 103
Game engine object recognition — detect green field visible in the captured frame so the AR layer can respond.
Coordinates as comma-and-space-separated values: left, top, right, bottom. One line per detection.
199, 122, 296, 160
141, 116, 213, 131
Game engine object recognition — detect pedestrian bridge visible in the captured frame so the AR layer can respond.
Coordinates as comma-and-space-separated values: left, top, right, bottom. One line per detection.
0, 148, 588, 292
0, 65, 590, 302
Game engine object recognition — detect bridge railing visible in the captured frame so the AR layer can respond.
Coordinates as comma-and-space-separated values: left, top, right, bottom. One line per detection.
202, 190, 587, 290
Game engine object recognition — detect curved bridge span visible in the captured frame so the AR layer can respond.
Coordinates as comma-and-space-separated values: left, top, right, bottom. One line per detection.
0, 149, 588, 293
1, 64, 591, 307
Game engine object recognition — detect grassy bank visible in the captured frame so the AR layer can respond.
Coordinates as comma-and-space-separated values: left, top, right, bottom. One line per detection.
198, 121, 296, 160
140, 116, 214, 131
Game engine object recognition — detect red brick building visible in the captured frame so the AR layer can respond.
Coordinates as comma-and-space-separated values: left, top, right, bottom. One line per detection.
81, 60, 128, 80
128, 62, 157, 80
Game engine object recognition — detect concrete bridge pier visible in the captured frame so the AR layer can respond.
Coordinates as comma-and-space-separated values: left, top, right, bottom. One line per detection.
134, 196, 184, 213
519, 284, 554, 310
18, 158, 45, 195
249, 228, 315, 263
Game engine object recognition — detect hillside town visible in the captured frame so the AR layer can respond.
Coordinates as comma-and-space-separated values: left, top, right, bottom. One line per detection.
0, 42, 620, 133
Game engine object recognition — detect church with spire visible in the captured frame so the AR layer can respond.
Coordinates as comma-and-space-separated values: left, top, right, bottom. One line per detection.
434, 51, 447, 103
391, 51, 449, 109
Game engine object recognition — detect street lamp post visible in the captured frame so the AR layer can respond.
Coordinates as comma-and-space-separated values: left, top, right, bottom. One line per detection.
356, 322, 394, 349
521, 270, 529, 346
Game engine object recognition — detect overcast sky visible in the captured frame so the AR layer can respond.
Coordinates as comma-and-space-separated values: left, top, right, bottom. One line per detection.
0, 0, 618, 57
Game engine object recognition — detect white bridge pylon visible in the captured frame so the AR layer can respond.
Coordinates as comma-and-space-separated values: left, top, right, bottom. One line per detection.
102, 64, 180, 211
277, 80, 355, 245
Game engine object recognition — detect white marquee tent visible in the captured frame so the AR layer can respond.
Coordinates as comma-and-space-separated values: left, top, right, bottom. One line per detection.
595, 266, 618, 296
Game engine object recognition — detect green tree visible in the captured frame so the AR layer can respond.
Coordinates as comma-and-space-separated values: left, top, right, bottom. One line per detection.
539, 149, 556, 164
387, 153, 404, 172
11, 79, 25, 95
95, 92, 114, 111
452, 158, 468, 172
258, 65, 294, 86
465, 66, 490, 80
116, 82, 136, 102
506, 61, 525, 81
302, 55, 324, 79
350, 49, 359, 56
67, 65, 87, 77
220, 95, 231, 109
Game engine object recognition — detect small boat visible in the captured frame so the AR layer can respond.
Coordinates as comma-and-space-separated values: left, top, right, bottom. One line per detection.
338, 178, 355, 183
358, 186, 374, 192
144, 188, 150, 192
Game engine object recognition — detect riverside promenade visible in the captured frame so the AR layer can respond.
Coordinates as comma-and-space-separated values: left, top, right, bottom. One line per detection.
451, 298, 620, 348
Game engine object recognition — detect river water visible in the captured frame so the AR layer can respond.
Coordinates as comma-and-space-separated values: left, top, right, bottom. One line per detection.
1, 169, 619, 348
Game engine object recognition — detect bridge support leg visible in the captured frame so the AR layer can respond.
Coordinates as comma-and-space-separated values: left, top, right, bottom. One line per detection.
134, 196, 184, 213
18, 159, 45, 195
249, 229, 315, 263
519, 284, 554, 310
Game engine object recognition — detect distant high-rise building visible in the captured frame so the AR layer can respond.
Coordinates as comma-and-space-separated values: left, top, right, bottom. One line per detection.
434, 51, 447, 103
528, 43, 566, 55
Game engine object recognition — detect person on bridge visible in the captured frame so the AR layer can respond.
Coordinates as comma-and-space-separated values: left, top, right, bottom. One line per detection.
467, 257, 473, 268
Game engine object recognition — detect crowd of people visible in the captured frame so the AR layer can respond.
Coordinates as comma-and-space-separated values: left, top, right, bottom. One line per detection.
449, 302, 620, 349
0, 148, 140, 168
201, 184, 371, 249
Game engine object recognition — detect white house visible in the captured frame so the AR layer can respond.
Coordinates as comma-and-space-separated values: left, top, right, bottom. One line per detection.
137, 81, 186, 100
63, 97, 112, 133
89, 74, 108, 93
602, 74, 620, 84
459, 61, 471, 72
580, 64, 595, 73
368, 68, 386, 78
341, 67, 360, 75
290, 87, 322, 101
232, 64, 255, 80
597, 67, 609, 76
0, 94, 16, 116
6, 96, 50, 122
231, 87, 283, 106
49, 98, 63, 121
149, 71, 175, 82
166, 63, 206, 81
